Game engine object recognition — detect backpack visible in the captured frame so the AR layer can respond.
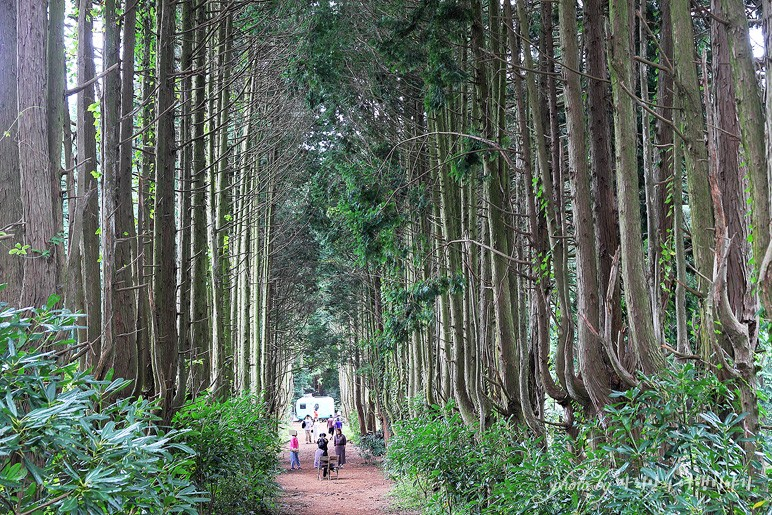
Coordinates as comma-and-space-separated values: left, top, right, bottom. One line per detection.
301, 421, 306, 429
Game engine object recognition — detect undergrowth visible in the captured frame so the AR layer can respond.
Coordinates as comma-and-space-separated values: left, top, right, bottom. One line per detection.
386, 364, 772, 515
0, 300, 204, 514
173, 394, 281, 514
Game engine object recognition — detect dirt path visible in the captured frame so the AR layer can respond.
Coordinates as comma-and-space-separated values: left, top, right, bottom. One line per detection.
276, 422, 416, 515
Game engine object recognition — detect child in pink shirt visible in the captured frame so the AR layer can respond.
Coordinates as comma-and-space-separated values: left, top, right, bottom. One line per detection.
289, 434, 301, 470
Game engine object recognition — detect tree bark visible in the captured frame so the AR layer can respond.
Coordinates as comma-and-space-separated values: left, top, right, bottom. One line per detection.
135, 4, 155, 395
559, 0, 616, 414
153, 0, 179, 423
17, 0, 60, 309
77, 0, 102, 364
585, 0, 622, 349
0, 0, 23, 305
117, 0, 139, 387
719, 0, 770, 279
190, 0, 211, 394
711, 4, 756, 345
608, 0, 664, 374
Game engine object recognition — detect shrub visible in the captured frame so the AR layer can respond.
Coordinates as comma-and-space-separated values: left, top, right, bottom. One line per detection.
358, 430, 387, 463
172, 394, 281, 514
0, 301, 203, 514
386, 365, 772, 514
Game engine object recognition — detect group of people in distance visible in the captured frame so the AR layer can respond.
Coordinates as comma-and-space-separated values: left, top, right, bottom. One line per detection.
288, 413, 347, 475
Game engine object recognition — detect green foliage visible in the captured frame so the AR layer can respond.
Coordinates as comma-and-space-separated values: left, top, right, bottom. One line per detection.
387, 367, 772, 514
757, 322, 772, 426
378, 0, 469, 111
449, 135, 485, 183
357, 430, 387, 464
326, 161, 403, 266
8, 243, 30, 256
0, 305, 203, 514
173, 394, 281, 514
284, 0, 348, 110
383, 275, 464, 348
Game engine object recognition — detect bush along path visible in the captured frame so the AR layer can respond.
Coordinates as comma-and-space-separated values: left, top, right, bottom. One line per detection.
276, 421, 416, 515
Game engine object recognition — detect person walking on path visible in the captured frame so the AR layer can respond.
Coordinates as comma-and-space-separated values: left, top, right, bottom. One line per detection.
334, 414, 343, 431
326, 416, 335, 435
303, 415, 314, 443
333, 427, 347, 468
289, 433, 301, 470
314, 433, 330, 477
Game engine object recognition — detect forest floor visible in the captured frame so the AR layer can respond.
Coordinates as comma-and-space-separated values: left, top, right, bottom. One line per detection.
276, 421, 419, 515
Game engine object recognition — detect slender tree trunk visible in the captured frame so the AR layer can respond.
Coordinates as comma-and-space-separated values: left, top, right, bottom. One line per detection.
78, 0, 102, 365
153, 0, 179, 423
48, 0, 65, 281
135, 4, 155, 395
190, 0, 210, 394
608, 0, 664, 374
761, 0, 772, 312
0, 0, 23, 304
98, 0, 138, 387
504, 0, 567, 408
116, 0, 139, 387
711, 6, 756, 345
585, 0, 622, 348
673, 142, 690, 355
99, 0, 120, 376
516, 0, 586, 404
671, 0, 715, 363
719, 0, 770, 277
471, 0, 519, 424
559, 0, 616, 414
260, 173, 276, 401
434, 108, 476, 424
175, 0, 195, 407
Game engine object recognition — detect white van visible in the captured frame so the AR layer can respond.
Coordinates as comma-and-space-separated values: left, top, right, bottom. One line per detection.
294, 394, 335, 421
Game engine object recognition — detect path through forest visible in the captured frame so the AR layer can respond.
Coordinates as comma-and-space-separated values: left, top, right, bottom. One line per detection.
277, 422, 417, 515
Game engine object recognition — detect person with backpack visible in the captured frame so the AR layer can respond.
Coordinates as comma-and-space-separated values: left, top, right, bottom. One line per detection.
303, 415, 314, 443
314, 432, 329, 477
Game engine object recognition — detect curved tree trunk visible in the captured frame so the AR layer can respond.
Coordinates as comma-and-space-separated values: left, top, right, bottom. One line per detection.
559, 0, 616, 414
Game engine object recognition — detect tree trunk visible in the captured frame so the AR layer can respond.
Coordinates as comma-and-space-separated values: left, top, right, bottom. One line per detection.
719, 0, 770, 278
47, 0, 65, 282
559, 0, 616, 414
585, 0, 622, 348
190, 0, 211, 394
516, 0, 587, 404
670, 0, 715, 363
153, 0, 179, 423
75, 0, 102, 363
17, 0, 60, 309
0, 0, 23, 305
608, 0, 664, 374
117, 0, 139, 387
135, 4, 155, 395
175, 0, 195, 407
